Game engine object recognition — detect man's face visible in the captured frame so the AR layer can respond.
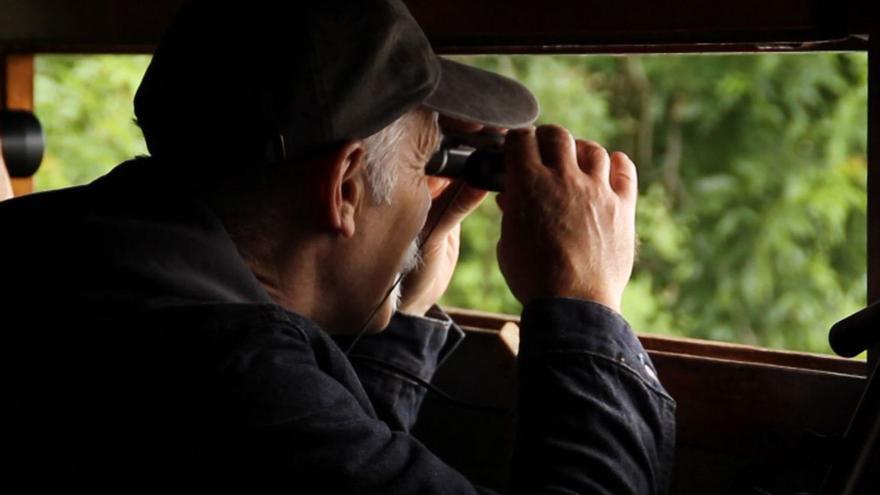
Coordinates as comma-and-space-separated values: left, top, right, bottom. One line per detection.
351, 110, 440, 332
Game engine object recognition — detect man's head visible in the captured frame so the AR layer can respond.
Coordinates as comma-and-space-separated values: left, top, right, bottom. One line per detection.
343, 107, 442, 328
133, 0, 536, 333
134, 0, 536, 165
197, 105, 442, 334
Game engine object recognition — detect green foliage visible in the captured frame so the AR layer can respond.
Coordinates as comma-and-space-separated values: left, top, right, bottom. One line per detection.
33, 53, 868, 355
442, 53, 868, 355
34, 55, 150, 191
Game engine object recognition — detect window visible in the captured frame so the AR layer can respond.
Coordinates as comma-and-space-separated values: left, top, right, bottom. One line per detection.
444, 54, 868, 356
33, 55, 150, 191
32, 53, 869, 356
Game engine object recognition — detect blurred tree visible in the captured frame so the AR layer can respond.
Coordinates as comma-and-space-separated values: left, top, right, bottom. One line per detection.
444, 53, 868, 355
34, 55, 150, 191
33, 53, 868, 355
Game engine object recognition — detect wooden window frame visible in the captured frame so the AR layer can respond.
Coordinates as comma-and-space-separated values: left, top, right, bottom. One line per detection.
1, 54, 35, 196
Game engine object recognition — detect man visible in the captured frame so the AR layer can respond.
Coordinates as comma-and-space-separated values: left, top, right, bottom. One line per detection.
0, 165, 11, 201
0, 0, 675, 493
0, 145, 12, 201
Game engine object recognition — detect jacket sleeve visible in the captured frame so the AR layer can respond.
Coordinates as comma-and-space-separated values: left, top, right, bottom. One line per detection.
250, 299, 674, 494
511, 297, 677, 494
230, 313, 497, 494
332, 306, 465, 432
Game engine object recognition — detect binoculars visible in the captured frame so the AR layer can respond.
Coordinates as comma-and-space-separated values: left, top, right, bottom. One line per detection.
1, 110, 45, 178
425, 132, 506, 192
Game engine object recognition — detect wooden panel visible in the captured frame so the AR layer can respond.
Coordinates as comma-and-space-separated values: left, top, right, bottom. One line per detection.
414, 327, 518, 492
0, 0, 871, 54
639, 334, 865, 376
1, 54, 34, 195
445, 307, 864, 375
651, 351, 864, 452
444, 306, 518, 330
416, 324, 866, 493
4, 54, 34, 109
9, 178, 31, 197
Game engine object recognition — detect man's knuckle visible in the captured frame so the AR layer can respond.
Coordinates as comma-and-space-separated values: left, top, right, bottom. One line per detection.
610, 150, 626, 161
584, 142, 609, 157
537, 124, 572, 143
509, 127, 536, 139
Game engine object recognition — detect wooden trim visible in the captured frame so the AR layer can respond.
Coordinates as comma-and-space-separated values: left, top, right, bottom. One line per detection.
869, 29, 880, 374
0, 0, 872, 54
9, 178, 32, 197
416, 325, 866, 491
1, 54, 35, 196
650, 350, 865, 454
444, 307, 519, 330
639, 334, 866, 376
4, 54, 34, 110
445, 307, 866, 376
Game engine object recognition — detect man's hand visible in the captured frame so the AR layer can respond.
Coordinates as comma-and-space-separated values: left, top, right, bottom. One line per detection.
398, 178, 487, 316
397, 115, 496, 316
0, 155, 13, 201
496, 125, 637, 313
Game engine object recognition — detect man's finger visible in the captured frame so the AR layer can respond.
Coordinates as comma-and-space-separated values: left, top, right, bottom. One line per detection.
424, 180, 488, 240
576, 139, 611, 181
503, 127, 542, 191
504, 127, 545, 194
536, 125, 578, 174
609, 151, 638, 201
427, 176, 452, 199
439, 115, 484, 134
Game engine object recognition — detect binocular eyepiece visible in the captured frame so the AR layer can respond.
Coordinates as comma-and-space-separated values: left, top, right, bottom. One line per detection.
425, 132, 506, 192
1, 110, 45, 178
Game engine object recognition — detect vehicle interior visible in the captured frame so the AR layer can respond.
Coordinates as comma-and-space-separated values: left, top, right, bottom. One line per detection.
1, 1, 877, 493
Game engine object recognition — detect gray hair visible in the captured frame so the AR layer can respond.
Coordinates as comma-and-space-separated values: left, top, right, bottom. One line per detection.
362, 109, 439, 204
207, 109, 438, 266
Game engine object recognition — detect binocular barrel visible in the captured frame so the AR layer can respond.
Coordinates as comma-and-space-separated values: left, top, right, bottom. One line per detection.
1, 110, 45, 178
829, 301, 880, 358
426, 143, 506, 192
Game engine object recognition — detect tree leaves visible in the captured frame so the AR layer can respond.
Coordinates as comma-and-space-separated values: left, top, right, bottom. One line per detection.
442, 53, 867, 355
33, 53, 868, 355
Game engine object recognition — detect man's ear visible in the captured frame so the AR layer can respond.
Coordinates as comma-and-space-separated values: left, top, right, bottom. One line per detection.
313, 139, 367, 238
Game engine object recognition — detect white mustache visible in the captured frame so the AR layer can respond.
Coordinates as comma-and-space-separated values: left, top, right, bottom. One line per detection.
400, 238, 422, 275
390, 239, 422, 312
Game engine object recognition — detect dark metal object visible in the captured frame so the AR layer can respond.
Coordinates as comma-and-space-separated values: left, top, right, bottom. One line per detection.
820, 304, 880, 494
830, 302, 880, 358
1, 110, 45, 178
819, 364, 880, 495
426, 132, 506, 192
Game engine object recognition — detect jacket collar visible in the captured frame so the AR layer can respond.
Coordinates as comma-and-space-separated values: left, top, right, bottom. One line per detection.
81, 157, 274, 310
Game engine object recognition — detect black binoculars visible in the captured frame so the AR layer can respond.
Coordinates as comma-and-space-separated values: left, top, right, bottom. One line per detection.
1, 110, 45, 178
425, 132, 506, 192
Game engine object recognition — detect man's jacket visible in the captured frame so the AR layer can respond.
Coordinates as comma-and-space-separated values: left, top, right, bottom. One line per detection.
0, 158, 676, 493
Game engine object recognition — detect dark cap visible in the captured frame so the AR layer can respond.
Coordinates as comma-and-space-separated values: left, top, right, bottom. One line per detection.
134, 0, 539, 163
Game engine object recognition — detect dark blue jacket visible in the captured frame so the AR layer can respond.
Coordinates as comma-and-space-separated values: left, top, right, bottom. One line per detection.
0, 158, 675, 493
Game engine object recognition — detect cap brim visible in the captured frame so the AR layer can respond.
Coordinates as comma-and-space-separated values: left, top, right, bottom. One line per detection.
424, 58, 540, 129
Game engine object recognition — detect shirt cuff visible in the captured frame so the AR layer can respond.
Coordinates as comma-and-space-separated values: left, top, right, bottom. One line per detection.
519, 297, 665, 390
343, 305, 465, 382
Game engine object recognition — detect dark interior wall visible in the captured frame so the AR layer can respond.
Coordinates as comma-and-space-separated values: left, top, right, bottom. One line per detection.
0, 0, 872, 53
0, 0, 184, 51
